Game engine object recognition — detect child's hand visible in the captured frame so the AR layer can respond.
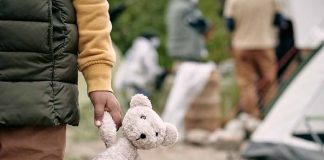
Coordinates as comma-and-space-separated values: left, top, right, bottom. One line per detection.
89, 91, 123, 129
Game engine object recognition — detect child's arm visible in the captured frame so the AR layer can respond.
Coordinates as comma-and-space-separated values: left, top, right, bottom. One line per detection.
73, 0, 116, 93
73, 0, 122, 128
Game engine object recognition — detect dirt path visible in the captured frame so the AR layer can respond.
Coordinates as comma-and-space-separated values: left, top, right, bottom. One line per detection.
66, 140, 237, 160
138, 143, 229, 160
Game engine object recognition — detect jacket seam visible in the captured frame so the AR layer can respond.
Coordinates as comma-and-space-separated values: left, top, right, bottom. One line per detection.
49, 0, 60, 125
52, 0, 71, 125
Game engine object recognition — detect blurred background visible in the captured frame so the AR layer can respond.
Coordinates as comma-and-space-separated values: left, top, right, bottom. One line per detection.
66, 0, 324, 159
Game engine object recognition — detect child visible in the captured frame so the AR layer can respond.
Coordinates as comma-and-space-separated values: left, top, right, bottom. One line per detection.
0, 0, 121, 159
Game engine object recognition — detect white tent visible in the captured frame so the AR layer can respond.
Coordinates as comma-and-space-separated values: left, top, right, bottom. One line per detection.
288, 0, 324, 49
242, 44, 324, 160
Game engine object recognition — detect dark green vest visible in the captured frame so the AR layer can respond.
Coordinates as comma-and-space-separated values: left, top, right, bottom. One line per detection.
0, 0, 79, 126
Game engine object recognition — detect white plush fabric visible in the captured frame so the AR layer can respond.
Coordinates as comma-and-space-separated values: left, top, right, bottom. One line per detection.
92, 94, 178, 160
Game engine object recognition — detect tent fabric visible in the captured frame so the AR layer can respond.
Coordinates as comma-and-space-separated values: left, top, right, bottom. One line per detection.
242, 142, 324, 160
289, 0, 324, 48
243, 44, 324, 160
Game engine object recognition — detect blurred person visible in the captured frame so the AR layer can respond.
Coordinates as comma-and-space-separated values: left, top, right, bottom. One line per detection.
166, 0, 211, 62
217, 0, 283, 139
0, 0, 122, 159
114, 32, 163, 99
224, 0, 281, 118
165, 0, 222, 143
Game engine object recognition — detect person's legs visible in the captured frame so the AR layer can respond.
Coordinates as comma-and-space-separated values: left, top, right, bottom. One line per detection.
209, 50, 261, 143
254, 49, 278, 108
233, 49, 260, 118
0, 125, 66, 160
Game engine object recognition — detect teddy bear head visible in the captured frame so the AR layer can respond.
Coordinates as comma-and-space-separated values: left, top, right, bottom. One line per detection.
122, 94, 178, 150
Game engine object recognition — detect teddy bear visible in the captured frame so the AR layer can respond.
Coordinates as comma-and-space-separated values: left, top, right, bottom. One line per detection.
92, 94, 178, 160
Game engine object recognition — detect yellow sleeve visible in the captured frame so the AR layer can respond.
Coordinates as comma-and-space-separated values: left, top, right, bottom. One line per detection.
73, 0, 116, 93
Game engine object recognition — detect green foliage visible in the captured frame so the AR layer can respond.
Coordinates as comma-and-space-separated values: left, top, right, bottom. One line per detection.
198, 0, 231, 63
109, 0, 230, 69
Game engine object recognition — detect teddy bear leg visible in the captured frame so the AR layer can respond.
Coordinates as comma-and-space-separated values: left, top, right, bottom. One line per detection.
99, 112, 117, 148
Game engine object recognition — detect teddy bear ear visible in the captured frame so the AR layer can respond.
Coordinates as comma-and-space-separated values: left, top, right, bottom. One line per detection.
162, 123, 178, 146
130, 94, 152, 109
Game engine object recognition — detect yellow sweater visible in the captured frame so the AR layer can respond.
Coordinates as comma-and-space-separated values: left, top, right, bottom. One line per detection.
73, 0, 116, 93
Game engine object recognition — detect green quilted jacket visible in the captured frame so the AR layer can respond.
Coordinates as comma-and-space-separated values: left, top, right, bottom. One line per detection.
0, 0, 80, 126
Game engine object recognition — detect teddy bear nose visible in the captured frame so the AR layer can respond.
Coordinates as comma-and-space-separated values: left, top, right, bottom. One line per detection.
140, 133, 146, 139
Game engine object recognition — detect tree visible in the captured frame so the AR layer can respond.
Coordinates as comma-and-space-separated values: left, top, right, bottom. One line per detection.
109, 0, 230, 69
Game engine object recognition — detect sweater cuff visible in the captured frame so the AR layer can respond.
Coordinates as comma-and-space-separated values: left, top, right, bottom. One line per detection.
81, 64, 113, 93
